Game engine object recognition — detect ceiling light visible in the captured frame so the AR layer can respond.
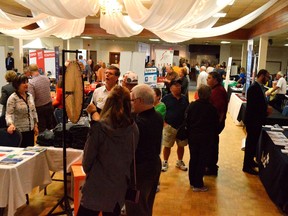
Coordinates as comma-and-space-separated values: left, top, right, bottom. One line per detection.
221, 41, 231, 44
213, 13, 227, 18
284, 44, 288, 46
81, 36, 93, 39
149, 38, 160, 42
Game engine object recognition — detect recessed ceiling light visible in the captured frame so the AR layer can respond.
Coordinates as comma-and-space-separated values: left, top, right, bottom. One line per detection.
149, 38, 160, 42
81, 36, 93, 39
213, 13, 226, 18
221, 41, 231, 44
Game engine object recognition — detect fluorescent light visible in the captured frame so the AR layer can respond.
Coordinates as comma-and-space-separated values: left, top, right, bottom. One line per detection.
213, 13, 226, 18
221, 41, 231, 44
284, 44, 288, 46
81, 36, 93, 39
149, 38, 160, 42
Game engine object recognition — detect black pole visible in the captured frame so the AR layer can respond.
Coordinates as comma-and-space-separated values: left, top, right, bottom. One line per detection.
47, 49, 81, 216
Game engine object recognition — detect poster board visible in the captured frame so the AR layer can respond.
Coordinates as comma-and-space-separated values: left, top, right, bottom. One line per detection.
119, 51, 146, 84
155, 49, 174, 68
224, 57, 233, 91
144, 67, 157, 88
29, 50, 56, 77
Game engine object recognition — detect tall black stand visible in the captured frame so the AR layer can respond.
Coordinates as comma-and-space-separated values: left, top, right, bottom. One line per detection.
47, 49, 82, 216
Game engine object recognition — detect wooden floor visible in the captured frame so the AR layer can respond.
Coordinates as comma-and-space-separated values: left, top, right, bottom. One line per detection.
10, 89, 285, 216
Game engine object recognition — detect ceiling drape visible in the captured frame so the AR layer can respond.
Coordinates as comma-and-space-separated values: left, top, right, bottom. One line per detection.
0, 0, 278, 42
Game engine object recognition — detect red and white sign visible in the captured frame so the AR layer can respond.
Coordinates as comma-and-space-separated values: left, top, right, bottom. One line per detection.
29, 50, 56, 77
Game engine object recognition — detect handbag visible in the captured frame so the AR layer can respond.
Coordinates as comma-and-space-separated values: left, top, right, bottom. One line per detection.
176, 122, 188, 141
125, 133, 140, 203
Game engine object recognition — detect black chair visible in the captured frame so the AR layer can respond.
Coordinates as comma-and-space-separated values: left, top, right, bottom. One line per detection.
0, 128, 30, 205
0, 116, 6, 128
54, 108, 64, 124
0, 128, 22, 147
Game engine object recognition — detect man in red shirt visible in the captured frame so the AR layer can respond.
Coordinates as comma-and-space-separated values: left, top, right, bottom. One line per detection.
206, 71, 228, 176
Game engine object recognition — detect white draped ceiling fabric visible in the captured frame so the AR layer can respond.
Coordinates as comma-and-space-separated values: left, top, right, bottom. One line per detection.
0, 0, 278, 43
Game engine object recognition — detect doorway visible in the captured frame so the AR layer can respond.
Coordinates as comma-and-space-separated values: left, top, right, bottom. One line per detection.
109, 52, 120, 65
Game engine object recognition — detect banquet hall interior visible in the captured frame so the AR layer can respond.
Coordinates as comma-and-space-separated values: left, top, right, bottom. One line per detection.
0, 0, 288, 216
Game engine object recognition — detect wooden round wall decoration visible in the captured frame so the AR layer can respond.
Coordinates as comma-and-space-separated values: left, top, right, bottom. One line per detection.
65, 61, 84, 123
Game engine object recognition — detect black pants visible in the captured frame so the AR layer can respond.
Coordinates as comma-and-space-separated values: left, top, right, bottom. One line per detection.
243, 124, 262, 169
125, 158, 161, 216
269, 94, 286, 112
77, 203, 121, 216
21, 130, 34, 147
36, 102, 54, 133
206, 121, 225, 172
189, 139, 210, 188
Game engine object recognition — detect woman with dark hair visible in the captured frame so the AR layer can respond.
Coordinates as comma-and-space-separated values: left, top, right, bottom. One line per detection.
78, 85, 139, 216
6, 74, 38, 147
186, 85, 219, 192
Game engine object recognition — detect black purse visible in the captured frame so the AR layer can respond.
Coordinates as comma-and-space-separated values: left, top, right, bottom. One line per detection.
125, 133, 140, 203
176, 123, 188, 141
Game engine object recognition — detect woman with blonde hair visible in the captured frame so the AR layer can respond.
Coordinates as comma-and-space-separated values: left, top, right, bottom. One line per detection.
78, 85, 139, 216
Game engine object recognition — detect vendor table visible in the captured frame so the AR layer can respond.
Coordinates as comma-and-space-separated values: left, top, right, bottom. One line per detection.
0, 147, 51, 216
228, 93, 246, 126
238, 103, 288, 126
258, 130, 288, 213
227, 86, 243, 102
45, 147, 83, 172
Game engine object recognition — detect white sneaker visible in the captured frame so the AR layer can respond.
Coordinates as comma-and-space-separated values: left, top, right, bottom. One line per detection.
176, 160, 188, 171
192, 186, 208, 192
162, 161, 168, 172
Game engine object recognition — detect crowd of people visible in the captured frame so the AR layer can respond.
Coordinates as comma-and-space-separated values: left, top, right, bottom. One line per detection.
1, 54, 286, 215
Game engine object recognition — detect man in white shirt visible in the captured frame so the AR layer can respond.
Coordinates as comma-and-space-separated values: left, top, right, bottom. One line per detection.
87, 65, 120, 117
266, 71, 287, 112
196, 66, 207, 89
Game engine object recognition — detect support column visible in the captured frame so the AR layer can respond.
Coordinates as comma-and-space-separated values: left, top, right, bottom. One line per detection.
63, 39, 71, 61
257, 36, 268, 71
13, 38, 23, 72
241, 41, 247, 68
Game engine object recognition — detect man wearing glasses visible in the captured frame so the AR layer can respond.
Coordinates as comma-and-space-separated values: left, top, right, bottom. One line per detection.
87, 65, 120, 119
243, 69, 271, 175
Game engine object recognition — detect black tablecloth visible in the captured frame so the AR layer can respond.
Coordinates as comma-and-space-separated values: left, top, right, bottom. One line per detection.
258, 130, 288, 212
237, 103, 288, 126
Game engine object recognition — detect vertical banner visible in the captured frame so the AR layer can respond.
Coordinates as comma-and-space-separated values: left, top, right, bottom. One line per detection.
246, 39, 254, 95
36, 50, 45, 74
44, 51, 56, 77
29, 50, 37, 64
29, 49, 56, 76
251, 54, 257, 84
155, 49, 174, 69
131, 52, 146, 84
144, 67, 157, 88
119, 51, 133, 75
55, 46, 60, 81
224, 57, 233, 91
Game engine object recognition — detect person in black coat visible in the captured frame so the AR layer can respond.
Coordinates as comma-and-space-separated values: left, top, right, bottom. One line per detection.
243, 69, 271, 175
186, 85, 219, 192
0, 71, 17, 119
5, 52, 14, 71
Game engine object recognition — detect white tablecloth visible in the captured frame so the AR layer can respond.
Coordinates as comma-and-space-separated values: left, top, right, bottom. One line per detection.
0, 147, 51, 216
45, 147, 83, 172
228, 93, 246, 126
